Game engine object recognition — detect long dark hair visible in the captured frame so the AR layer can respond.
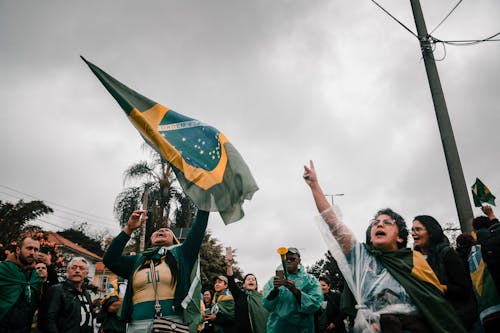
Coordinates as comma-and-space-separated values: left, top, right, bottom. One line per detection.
413, 215, 446, 250
243, 273, 258, 291
413, 215, 449, 272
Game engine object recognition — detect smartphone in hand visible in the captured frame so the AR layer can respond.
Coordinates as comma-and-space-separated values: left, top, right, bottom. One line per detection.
276, 269, 285, 279
225, 246, 233, 260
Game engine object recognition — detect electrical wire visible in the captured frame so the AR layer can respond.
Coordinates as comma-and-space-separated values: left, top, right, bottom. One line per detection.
432, 31, 500, 46
0, 192, 117, 229
433, 41, 447, 61
32, 218, 69, 231
371, 0, 499, 48
371, 0, 418, 38
0, 184, 118, 229
429, 0, 464, 35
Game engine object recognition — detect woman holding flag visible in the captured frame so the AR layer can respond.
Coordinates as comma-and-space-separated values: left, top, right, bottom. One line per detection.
103, 209, 209, 333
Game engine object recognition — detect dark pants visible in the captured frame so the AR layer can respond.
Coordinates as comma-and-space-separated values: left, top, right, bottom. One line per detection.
380, 314, 431, 333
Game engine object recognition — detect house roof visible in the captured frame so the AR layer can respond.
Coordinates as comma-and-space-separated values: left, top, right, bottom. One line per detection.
46, 231, 102, 261
95, 261, 111, 271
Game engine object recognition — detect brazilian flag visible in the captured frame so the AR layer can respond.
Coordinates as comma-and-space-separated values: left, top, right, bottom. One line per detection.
82, 57, 258, 224
471, 178, 496, 207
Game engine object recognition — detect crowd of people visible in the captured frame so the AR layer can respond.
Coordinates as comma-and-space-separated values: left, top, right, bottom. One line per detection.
0, 162, 499, 333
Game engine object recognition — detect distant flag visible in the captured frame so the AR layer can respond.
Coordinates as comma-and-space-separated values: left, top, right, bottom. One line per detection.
471, 178, 496, 207
81, 56, 258, 224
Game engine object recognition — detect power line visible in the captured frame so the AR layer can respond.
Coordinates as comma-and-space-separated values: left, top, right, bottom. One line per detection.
429, 0, 464, 35
432, 31, 500, 46
32, 218, 68, 231
371, 0, 418, 38
0, 184, 118, 228
0, 190, 116, 228
371, 1, 500, 47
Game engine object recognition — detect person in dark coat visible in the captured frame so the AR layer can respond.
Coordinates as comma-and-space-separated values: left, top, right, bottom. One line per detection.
46, 257, 94, 333
456, 233, 475, 274
315, 276, 346, 333
35, 247, 59, 333
224, 250, 268, 333
412, 215, 478, 330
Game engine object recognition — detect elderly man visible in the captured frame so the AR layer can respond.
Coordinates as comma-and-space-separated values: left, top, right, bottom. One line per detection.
0, 236, 42, 332
46, 257, 94, 333
303, 160, 466, 333
263, 247, 323, 333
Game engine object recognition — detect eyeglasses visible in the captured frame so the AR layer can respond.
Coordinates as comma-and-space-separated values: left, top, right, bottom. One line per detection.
370, 219, 396, 227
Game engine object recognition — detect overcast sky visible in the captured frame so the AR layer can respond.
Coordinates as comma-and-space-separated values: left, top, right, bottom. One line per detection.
1, 0, 499, 285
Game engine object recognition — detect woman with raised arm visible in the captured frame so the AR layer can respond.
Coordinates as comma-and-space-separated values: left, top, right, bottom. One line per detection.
103, 209, 209, 333
303, 160, 466, 333
223, 250, 268, 333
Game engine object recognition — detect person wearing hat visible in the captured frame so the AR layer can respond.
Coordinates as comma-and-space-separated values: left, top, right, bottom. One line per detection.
262, 247, 323, 333
103, 209, 209, 333
202, 275, 235, 333
97, 294, 126, 333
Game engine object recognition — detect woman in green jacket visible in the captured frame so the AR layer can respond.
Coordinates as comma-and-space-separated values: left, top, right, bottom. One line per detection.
103, 209, 209, 333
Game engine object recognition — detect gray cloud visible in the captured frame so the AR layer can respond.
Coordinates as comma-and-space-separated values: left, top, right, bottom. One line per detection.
1, 0, 499, 283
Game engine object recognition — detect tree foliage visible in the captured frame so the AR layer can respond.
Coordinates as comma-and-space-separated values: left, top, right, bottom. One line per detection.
0, 199, 53, 245
114, 146, 196, 251
307, 251, 344, 291
199, 231, 243, 291
443, 222, 461, 248
58, 222, 107, 257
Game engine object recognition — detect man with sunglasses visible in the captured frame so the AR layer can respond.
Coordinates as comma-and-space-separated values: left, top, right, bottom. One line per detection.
262, 247, 323, 333
303, 160, 466, 333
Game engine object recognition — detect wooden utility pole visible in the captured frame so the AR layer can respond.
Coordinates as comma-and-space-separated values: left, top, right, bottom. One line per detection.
139, 190, 149, 252
410, 0, 473, 233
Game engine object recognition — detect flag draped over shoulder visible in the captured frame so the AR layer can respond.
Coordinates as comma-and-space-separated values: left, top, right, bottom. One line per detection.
82, 57, 258, 224
0, 261, 42, 321
471, 178, 496, 207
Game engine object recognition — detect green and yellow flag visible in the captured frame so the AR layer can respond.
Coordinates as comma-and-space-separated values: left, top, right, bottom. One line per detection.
82, 57, 258, 224
471, 178, 496, 207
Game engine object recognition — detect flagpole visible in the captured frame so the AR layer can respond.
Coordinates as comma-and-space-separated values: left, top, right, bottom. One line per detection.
139, 190, 149, 252
410, 0, 473, 233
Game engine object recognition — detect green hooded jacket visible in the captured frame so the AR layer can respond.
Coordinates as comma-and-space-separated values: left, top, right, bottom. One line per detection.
103, 211, 208, 333
262, 264, 323, 333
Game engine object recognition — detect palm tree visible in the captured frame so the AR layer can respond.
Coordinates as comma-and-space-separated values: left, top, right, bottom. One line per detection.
114, 145, 196, 250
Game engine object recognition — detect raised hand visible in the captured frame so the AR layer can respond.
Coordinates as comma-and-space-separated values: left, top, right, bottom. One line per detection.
482, 205, 496, 220
124, 210, 148, 235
